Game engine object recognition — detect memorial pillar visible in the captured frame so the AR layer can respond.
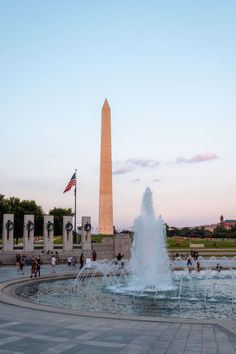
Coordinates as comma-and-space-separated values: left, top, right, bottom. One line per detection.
43, 215, 54, 252
81, 216, 92, 252
2, 214, 14, 252
23, 215, 35, 252
63, 216, 73, 251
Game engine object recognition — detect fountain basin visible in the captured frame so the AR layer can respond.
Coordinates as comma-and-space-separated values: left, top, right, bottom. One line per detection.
14, 269, 236, 320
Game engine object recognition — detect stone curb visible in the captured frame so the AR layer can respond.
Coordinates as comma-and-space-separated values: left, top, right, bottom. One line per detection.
1, 274, 236, 337
0, 273, 236, 335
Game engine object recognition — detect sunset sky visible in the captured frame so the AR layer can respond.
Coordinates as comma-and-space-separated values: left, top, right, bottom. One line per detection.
1, 1, 236, 230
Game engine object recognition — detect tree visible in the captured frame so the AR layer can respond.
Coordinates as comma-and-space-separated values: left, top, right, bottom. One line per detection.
213, 225, 236, 239
168, 227, 181, 237
179, 227, 191, 238
0, 195, 44, 241
49, 208, 73, 236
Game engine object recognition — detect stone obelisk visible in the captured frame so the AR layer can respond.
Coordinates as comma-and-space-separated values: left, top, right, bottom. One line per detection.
99, 98, 113, 235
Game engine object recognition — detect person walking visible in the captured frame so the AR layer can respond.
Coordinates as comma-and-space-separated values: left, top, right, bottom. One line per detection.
30, 259, 37, 278
16, 254, 21, 272
36, 256, 41, 277
79, 253, 84, 269
72, 256, 77, 270
19, 256, 25, 274
67, 256, 72, 269
55, 251, 60, 264
51, 255, 56, 274
92, 250, 97, 262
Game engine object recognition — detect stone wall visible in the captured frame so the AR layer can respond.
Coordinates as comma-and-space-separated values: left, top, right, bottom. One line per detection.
92, 237, 115, 260
0, 235, 132, 265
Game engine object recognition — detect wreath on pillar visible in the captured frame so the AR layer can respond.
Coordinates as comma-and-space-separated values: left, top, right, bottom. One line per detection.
84, 222, 91, 232
46, 221, 54, 232
65, 222, 73, 232
26, 220, 34, 232
6, 220, 14, 231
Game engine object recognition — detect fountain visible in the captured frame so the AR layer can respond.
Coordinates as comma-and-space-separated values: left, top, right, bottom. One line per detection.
128, 187, 173, 292
14, 188, 236, 320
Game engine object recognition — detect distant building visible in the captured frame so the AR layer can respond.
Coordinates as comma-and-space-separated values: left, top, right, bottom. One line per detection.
203, 224, 217, 232
219, 215, 236, 230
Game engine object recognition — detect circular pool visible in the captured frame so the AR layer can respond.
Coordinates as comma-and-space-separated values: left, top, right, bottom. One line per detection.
15, 269, 236, 320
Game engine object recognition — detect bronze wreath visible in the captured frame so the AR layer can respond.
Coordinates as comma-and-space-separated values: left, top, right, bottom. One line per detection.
84, 222, 91, 232
6, 220, 14, 231
46, 221, 54, 232
26, 220, 34, 232
65, 222, 73, 232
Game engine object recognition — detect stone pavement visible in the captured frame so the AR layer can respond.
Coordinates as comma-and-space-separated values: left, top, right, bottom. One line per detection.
0, 265, 236, 353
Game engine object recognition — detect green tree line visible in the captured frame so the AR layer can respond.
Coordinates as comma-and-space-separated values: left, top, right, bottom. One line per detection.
166, 225, 236, 239
0, 194, 73, 240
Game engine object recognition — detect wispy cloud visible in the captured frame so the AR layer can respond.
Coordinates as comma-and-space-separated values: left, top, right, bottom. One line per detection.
113, 158, 159, 175
176, 152, 219, 164
113, 166, 135, 175
152, 178, 160, 183
17, 178, 49, 189
131, 178, 141, 182
127, 158, 159, 169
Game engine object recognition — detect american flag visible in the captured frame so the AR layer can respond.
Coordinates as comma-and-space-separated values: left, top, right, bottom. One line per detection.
63, 173, 76, 193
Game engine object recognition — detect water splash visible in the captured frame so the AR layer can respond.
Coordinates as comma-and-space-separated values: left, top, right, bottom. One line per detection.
129, 187, 174, 291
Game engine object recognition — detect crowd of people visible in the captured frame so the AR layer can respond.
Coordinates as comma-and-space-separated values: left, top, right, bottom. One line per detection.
15, 250, 99, 278
171, 250, 223, 272
172, 249, 199, 261
15, 254, 42, 277
16, 249, 224, 276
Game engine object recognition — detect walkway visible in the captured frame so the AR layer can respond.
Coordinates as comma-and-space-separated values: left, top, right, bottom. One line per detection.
0, 265, 236, 353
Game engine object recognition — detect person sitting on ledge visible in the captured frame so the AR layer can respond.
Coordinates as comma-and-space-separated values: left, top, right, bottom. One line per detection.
116, 253, 123, 261
216, 263, 223, 272
196, 259, 201, 272
116, 253, 125, 268
187, 255, 192, 267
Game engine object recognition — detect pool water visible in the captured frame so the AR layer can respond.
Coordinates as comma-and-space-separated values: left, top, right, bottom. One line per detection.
15, 270, 236, 320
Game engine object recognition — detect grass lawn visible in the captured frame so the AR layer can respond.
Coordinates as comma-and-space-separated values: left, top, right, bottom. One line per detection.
167, 237, 236, 249
53, 234, 112, 244
91, 234, 113, 243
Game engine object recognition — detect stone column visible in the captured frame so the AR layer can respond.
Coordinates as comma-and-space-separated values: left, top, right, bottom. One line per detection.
23, 215, 35, 252
81, 216, 92, 252
114, 233, 131, 260
63, 216, 73, 251
43, 215, 54, 253
2, 214, 14, 252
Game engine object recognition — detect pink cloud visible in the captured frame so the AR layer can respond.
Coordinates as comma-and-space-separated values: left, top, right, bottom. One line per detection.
176, 152, 219, 164
113, 158, 159, 175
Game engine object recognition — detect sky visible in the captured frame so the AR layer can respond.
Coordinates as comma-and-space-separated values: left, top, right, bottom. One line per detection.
1, 0, 236, 230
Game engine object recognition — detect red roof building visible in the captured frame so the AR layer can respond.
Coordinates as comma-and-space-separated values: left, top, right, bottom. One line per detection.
219, 215, 236, 229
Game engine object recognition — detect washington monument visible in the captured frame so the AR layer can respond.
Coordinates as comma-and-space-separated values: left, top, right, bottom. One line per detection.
99, 99, 113, 235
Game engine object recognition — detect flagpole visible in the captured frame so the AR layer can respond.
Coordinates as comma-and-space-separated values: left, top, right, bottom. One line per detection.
74, 169, 77, 236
